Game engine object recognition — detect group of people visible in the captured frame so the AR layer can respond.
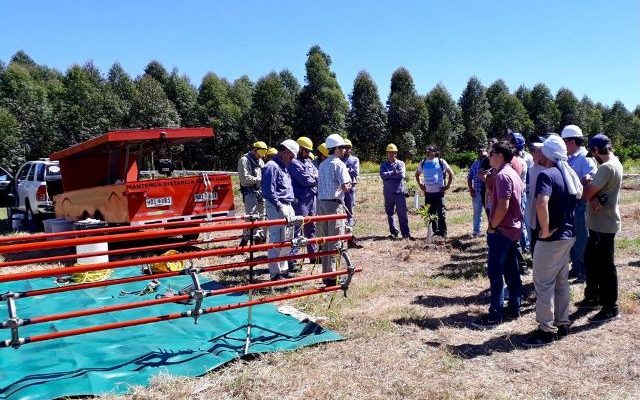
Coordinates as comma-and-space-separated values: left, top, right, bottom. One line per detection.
237, 134, 360, 284
237, 125, 624, 347
465, 126, 623, 347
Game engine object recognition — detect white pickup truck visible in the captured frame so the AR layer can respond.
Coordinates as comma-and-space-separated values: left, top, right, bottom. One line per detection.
8, 159, 63, 226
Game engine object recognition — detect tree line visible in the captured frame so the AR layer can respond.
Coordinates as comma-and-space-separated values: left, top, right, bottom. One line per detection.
1, 46, 639, 171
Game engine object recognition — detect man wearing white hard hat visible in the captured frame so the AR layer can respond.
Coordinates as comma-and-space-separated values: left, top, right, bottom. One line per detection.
523, 135, 582, 346
561, 125, 597, 283
261, 139, 299, 280
317, 133, 352, 286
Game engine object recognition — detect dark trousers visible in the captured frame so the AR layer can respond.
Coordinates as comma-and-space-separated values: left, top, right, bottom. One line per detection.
425, 191, 447, 236
584, 230, 618, 310
487, 230, 522, 319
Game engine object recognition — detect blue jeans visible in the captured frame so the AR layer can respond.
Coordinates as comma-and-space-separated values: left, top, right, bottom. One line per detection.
471, 193, 483, 235
519, 193, 530, 252
344, 186, 356, 226
487, 230, 522, 319
570, 201, 588, 278
384, 192, 410, 237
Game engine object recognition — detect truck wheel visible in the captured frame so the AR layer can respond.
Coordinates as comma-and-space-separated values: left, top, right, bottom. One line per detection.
25, 201, 43, 232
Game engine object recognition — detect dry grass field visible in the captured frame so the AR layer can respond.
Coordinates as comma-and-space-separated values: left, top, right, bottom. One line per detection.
107, 171, 640, 400
3, 172, 638, 400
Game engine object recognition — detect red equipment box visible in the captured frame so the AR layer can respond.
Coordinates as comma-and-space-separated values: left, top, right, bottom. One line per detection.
50, 127, 234, 224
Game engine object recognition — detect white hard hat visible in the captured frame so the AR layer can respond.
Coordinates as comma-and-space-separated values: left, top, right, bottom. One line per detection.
325, 134, 347, 149
280, 139, 299, 156
561, 125, 583, 139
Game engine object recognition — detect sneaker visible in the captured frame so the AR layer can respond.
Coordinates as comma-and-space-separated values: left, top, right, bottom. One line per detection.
348, 239, 364, 249
322, 278, 338, 287
589, 309, 620, 323
523, 329, 556, 347
502, 308, 521, 321
471, 315, 502, 329
270, 272, 291, 281
402, 235, 415, 241
387, 233, 399, 240
287, 261, 302, 273
556, 324, 571, 338
575, 298, 599, 310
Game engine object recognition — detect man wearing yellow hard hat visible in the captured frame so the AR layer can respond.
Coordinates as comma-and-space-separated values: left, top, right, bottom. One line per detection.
286, 136, 320, 265
264, 147, 277, 162
314, 143, 329, 168
380, 143, 412, 240
237, 141, 268, 246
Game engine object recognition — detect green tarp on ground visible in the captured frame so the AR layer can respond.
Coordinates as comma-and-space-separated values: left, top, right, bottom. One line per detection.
0, 269, 342, 400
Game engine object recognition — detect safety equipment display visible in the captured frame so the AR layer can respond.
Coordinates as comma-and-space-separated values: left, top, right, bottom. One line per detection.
325, 134, 347, 149
386, 143, 398, 152
296, 137, 313, 151
561, 125, 584, 139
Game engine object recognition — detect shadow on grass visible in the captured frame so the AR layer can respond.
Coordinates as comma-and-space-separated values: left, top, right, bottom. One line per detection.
424, 332, 530, 359
627, 260, 640, 268
433, 259, 487, 280
412, 292, 488, 307
395, 309, 476, 331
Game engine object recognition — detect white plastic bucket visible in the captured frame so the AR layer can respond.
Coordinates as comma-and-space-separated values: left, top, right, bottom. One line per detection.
76, 242, 109, 265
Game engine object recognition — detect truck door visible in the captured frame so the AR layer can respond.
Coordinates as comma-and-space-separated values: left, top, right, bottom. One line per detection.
15, 163, 31, 211
0, 167, 12, 207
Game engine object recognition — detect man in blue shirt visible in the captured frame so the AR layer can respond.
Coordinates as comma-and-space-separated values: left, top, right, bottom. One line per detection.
286, 136, 319, 265
262, 139, 299, 280
467, 147, 488, 237
415, 145, 454, 237
380, 143, 411, 239
342, 139, 362, 248
524, 135, 582, 346
561, 125, 598, 283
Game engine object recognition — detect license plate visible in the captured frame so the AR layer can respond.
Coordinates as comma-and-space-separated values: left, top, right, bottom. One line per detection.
194, 191, 218, 202
146, 197, 173, 208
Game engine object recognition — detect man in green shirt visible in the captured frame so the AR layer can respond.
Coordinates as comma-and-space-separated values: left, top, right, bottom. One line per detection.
577, 134, 623, 323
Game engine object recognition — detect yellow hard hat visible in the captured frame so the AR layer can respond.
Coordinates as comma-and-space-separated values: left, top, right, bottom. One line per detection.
252, 141, 268, 150
344, 138, 353, 147
317, 143, 329, 157
309, 152, 316, 160
151, 250, 185, 273
296, 136, 313, 151
257, 148, 268, 157
386, 143, 398, 152
266, 147, 278, 156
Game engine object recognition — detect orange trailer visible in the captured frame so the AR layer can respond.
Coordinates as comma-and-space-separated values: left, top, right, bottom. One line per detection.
50, 127, 234, 225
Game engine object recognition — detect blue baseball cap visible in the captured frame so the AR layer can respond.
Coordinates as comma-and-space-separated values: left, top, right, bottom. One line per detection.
510, 132, 526, 151
589, 133, 611, 150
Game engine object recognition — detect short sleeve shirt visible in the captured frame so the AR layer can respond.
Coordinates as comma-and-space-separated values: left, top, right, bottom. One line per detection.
587, 157, 623, 233
535, 167, 576, 241
416, 158, 449, 193
318, 155, 352, 201
489, 164, 524, 241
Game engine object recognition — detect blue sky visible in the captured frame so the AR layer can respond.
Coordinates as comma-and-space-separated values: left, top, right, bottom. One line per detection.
1, 0, 639, 109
